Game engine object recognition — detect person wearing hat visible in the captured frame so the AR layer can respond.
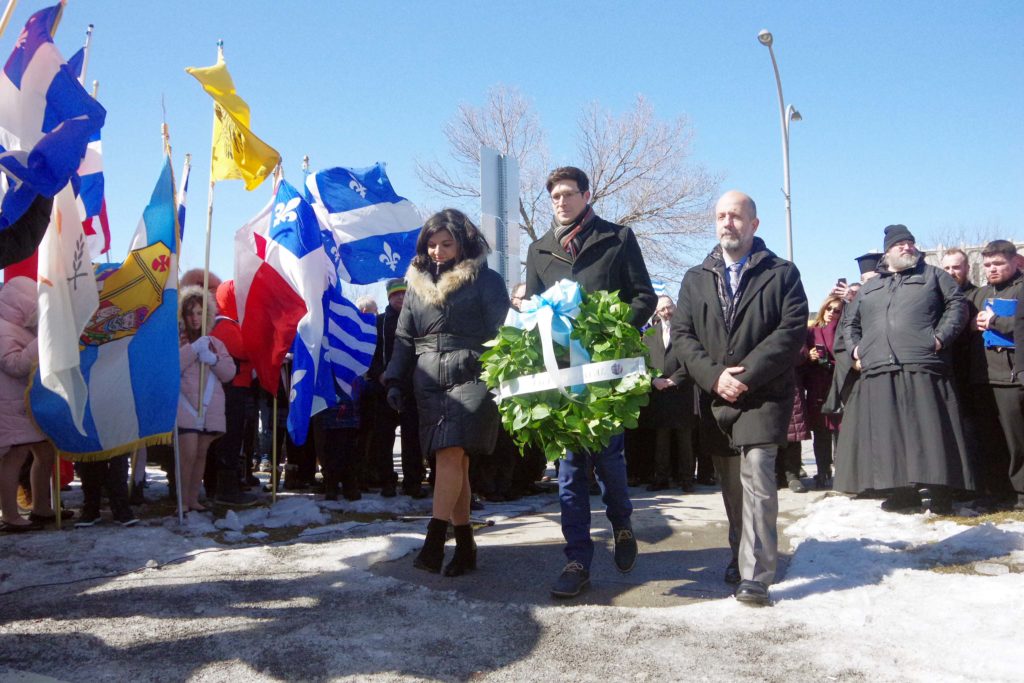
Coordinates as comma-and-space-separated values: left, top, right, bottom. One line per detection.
834, 225, 973, 514
822, 251, 882, 417
365, 278, 426, 498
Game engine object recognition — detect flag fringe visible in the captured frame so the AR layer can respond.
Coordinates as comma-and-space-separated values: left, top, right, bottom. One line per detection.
57, 432, 174, 463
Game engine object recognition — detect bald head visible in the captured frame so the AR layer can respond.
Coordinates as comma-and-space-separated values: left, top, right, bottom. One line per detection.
715, 191, 759, 258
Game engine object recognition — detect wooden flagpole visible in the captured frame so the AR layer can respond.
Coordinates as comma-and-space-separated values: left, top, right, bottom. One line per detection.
163, 122, 186, 526
0, 0, 19, 41
51, 451, 61, 530
197, 40, 223, 422
77, 24, 93, 86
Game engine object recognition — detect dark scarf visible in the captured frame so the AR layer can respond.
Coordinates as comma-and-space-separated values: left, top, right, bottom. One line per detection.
552, 205, 596, 260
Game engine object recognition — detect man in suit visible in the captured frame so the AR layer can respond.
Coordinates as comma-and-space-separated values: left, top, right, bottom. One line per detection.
672, 190, 808, 606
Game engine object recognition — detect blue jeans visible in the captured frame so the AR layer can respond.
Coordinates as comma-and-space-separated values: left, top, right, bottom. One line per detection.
558, 433, 632, 569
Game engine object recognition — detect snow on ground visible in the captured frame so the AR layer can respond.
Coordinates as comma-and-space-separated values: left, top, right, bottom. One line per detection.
1, 466, 1023, 681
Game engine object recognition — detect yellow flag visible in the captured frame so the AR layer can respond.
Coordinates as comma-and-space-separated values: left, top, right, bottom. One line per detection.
185, 55, 281, 190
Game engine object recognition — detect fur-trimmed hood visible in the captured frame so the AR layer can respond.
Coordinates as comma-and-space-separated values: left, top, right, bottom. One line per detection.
405, 255, 486, 308
178, 284, 217, 335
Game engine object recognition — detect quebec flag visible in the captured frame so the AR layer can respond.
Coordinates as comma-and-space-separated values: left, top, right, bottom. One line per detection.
305, 163, 421, 284
0, 4, 106, 231
235, 180, 335, 445
28, 158, 180, 459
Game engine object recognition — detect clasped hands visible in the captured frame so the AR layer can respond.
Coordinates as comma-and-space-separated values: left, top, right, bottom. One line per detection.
713, 366, 748, 404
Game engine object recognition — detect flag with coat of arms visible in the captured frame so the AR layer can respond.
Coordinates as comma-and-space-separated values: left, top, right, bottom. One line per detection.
305, 163, 421, 285
29, 157, 181, 458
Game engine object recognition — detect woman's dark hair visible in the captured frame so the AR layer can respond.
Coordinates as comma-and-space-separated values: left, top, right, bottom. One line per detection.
411, 208, 490, 271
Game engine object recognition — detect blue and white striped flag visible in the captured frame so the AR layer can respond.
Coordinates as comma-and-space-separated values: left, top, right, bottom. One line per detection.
321, 284, 376, 401
305, 163, 421, 284
0, 4, 106, 231
29, 158, 180, 459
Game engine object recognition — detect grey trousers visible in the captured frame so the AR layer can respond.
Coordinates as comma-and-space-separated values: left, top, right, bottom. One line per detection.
713, 445, 779, 585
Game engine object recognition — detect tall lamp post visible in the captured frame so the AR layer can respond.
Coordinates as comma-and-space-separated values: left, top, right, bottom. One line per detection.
758, 29, 801, 262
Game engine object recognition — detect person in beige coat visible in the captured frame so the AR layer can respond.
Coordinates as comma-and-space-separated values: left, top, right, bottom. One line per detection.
0, 277, 59, 532
177, 285, 235, 512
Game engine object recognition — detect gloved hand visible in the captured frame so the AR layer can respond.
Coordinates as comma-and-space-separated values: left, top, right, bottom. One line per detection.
386, 386, 403, 412
198, 347, 218, 366
190, 336, 211, 355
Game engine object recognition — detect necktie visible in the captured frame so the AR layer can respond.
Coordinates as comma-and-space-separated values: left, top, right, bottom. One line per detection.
728, 262, 742, 298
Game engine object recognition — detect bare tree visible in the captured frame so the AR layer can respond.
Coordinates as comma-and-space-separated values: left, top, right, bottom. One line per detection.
416, 85, 551, 241
578, 96, 720, 277
418, 87, 721, 278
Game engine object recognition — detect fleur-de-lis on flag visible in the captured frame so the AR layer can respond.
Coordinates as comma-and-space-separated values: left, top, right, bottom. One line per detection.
348, 176, 367, 199
379, 241, 401, 271
273, 196, 301, 227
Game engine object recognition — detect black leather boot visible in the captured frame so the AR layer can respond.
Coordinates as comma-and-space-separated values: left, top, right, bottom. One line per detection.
323, 471, 339, 501
414, 518, 448, 573
443, 524, 477, 577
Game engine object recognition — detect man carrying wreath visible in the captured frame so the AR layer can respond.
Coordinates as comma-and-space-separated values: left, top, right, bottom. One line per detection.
525, 166, 657, 598
672, 191, 808, 607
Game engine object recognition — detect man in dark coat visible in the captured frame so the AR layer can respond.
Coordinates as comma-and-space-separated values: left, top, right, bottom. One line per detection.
366, 279, 425, 498
638, 295, 696, 491
965, 240, 1023, 511
672, 190, 808, 607
834, 225, 971, 513
525, 166, 656, 599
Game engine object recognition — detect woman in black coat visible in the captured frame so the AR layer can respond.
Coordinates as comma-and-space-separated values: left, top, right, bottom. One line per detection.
384, 209, 509, 576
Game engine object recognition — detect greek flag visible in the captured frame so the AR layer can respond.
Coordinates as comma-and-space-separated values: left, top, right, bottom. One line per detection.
322, 284, 377, 401
29, 158, 180, 459
0, 4, 106, 231
305, 163, 421, 284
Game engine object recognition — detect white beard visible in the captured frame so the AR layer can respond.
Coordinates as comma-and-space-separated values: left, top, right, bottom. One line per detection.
886, 252, 919, 272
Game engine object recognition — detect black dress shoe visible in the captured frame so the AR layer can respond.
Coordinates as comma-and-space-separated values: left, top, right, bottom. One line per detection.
881, 488, 922, 513
724, 559, 741, 585
646, 480, 670, 492
734, 580, 770, 606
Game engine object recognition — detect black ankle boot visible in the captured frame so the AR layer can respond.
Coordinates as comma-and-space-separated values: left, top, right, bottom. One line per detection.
323, 472, 339, 501
414, 518, 448, 573
443, 524, 477, 577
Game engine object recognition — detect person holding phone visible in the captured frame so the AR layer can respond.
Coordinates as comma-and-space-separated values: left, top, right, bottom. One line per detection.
805, 293, 845, 488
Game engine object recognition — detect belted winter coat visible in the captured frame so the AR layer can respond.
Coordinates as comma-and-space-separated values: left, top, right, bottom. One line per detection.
525, 216, 656, 328
0, 277, 45, 449
843, 257, 966, 376
671, 238, 809, 448
383, 255, 509, 457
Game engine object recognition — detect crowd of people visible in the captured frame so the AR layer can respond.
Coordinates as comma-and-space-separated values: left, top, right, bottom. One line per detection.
1, 165, 1021, 610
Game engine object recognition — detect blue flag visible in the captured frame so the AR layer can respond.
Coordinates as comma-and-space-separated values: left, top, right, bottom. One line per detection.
0, 5, 106, 231
305, 163, 421, 284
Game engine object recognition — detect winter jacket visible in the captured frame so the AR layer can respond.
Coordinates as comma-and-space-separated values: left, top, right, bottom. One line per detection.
367, 303, 401, 385
383, 255, 509, 456
844, 257, 966, 376
638, 319, 694, 430
525, 215, 657, 328
671, 238, 808, 448
177, 285, 236, 432
0, 277, 45, 448
805, 323, 841, 431
966, 270, 1022, 386
1017, 286, 1024, 384
210, 280, 254, 389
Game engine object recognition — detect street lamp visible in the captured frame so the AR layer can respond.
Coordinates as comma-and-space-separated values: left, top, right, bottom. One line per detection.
758, 29, 801, 262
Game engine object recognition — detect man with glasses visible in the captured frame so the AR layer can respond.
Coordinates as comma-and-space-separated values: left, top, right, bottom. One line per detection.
525, 166, 656, 598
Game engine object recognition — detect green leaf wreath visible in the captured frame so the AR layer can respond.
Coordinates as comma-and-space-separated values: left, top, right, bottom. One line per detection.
480, 289, 652, 462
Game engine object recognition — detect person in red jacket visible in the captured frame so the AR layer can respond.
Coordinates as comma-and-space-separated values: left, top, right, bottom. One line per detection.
209, 281, 259, 507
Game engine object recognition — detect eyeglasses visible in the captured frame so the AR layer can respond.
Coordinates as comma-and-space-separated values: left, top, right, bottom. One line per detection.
550, 190, 582, 203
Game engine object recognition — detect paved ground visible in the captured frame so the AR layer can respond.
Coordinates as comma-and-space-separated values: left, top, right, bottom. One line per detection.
374, 482, 818, 607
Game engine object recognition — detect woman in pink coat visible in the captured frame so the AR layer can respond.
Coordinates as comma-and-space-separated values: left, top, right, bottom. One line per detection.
177, 285, 235, 512
0, 277, 58, 532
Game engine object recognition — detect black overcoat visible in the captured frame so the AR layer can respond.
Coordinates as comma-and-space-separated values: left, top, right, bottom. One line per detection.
966, 271, 1022, 386
383, 255, 509, 457
671, 239, 808, 448
525, 216, 656, 328
638, 320, 695, 430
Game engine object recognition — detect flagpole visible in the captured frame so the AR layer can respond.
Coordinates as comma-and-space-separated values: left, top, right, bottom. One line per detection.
78, 24, 93, 86
173, 428, 184, 524
0, 0, 18, 40
91, 80, 98, 99
197, 40, 223, 422
50, 0, 65, 38
52, 453, 61, 530
271, 394, 278, 505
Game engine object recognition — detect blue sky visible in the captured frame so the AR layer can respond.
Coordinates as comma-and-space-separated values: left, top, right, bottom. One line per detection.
4, 1, 1022, 306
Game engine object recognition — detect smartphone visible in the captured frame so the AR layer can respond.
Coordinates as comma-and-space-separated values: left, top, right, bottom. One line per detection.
837, 277, 847, 287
